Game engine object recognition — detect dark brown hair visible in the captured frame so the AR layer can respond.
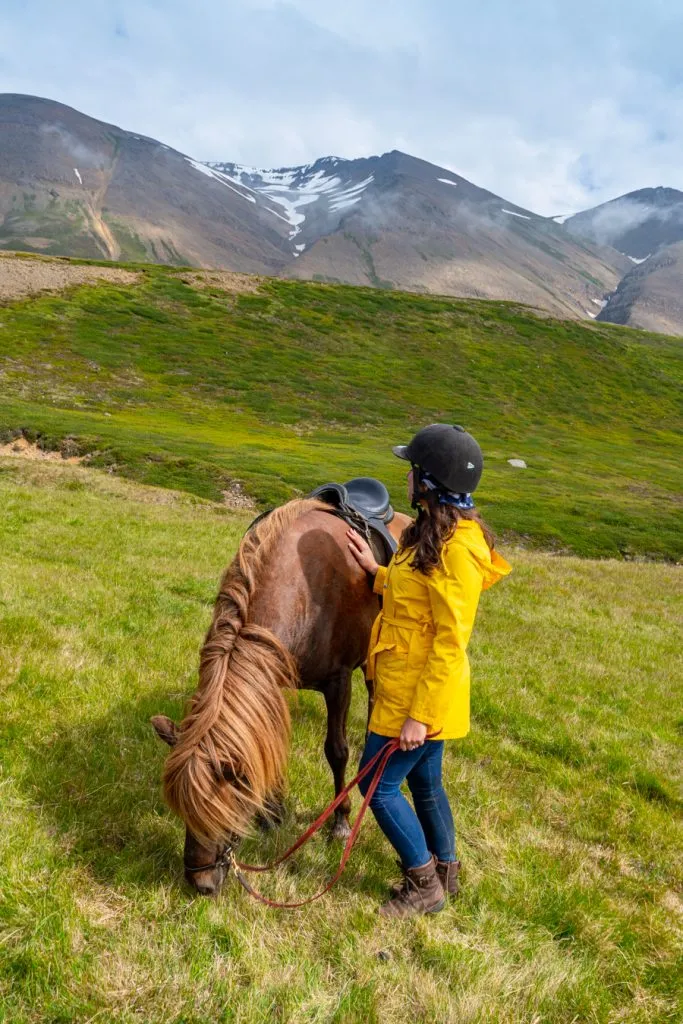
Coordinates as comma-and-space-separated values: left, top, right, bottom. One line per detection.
400, 493, 495, 576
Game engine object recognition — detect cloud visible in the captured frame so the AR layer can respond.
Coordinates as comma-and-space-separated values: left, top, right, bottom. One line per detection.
0, 0, 682, 215
38, 124, 108, 168
575, 194, 683, 247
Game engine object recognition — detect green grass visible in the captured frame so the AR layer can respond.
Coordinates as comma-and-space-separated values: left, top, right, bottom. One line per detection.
0, 459, 681, 1023
0, 262, 681, 559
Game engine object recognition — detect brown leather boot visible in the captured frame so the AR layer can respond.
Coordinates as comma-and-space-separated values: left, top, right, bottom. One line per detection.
379, 858, 445, 918
390, 856, 461, 897
436, 858, 461, 897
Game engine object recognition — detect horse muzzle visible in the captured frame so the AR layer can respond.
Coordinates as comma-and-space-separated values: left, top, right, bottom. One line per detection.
184, 844, 234, 895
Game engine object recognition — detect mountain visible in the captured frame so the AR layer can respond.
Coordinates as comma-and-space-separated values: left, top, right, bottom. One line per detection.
0, 94, 630, 321
563, 187, 683, 261
215, 152, 628, 318
0, 94, 292, 270
562, 188, 683, 334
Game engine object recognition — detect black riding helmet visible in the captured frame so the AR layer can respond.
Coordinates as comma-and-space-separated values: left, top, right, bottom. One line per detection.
393, 423, 483, 494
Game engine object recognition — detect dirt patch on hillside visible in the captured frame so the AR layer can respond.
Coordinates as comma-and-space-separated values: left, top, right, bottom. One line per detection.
0, 252, 139, 303
0, 435, 83, 463
1, 447, 259, 515
222, 480, 257, 512
178, 270, 260, 294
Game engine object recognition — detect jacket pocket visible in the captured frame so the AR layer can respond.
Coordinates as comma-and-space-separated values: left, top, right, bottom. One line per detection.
407, 630, 434, 668
370, 623, 409, 664
370, 641, 406, 678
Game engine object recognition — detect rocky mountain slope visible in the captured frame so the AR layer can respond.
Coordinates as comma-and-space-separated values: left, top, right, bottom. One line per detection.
214, 152, 628, 319
4, 93, 683, 332
594, 241, 683, 333
0, 94, 292, 270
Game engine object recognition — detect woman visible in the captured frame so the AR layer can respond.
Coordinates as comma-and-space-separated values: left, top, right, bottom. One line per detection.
347, 423, 511, 919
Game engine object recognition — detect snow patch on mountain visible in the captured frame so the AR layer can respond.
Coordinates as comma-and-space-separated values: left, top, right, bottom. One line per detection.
328, 175, 374, 212
207, 159, 374, 243
184, 157, 256, 203
437, 178, 458, 187
502, 208, 531, 220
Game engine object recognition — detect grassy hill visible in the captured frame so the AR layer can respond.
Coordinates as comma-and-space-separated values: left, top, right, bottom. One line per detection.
0, 255, 681, 560
1, 257, 681, 1021
1, 459, 681, 1023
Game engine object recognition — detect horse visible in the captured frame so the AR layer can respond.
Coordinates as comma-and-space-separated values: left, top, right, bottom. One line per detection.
151, 497, 411, 895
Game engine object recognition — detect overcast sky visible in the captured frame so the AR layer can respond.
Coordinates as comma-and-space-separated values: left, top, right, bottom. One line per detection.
1, 0, 682, 215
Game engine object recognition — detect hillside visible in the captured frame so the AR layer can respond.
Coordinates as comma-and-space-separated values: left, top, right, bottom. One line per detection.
0, 253, 681, 560
1, 94, 628, 321
596, 241, 683, 333
1, 457, 681, 1023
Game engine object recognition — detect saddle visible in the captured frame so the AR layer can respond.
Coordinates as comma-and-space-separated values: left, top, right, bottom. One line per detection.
309, 477, 397, 564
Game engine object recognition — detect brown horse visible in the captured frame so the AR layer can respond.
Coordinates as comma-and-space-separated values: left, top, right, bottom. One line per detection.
152, 497, 411, 895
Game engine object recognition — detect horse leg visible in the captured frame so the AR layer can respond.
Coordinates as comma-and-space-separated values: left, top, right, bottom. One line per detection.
323, 670, 353, 841
256, 789, 287, 831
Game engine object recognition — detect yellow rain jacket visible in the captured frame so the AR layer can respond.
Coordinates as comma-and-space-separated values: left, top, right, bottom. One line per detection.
367, 520, 511, 740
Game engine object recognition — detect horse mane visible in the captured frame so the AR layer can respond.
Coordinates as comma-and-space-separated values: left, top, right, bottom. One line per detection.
162, 497, 330, 843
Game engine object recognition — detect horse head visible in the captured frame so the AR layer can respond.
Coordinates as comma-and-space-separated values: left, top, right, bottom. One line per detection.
151, 714, 235, 895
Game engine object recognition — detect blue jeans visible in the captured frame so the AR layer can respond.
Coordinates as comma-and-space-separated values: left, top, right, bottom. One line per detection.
358, 732, 456, 870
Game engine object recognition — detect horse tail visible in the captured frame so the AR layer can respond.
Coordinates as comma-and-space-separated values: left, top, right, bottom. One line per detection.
162, 498, 327, 844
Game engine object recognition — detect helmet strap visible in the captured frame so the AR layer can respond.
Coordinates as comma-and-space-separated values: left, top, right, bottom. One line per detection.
410, 464, 425, 510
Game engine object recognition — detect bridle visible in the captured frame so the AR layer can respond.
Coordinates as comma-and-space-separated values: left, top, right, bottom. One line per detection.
184, 845, 233, 875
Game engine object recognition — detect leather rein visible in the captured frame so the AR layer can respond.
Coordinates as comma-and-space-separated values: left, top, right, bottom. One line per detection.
184, 734, 437, 908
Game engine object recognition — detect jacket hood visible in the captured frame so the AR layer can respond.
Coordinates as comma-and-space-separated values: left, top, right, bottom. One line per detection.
452, 520, 512, 590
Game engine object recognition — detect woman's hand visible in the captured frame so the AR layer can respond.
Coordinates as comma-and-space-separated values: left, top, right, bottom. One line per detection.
399, 717, 428, 751
346, 529, 379, 576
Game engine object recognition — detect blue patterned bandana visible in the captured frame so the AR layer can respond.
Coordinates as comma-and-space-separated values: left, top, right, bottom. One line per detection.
419, 470, 476, 510
437, 491, 475, 510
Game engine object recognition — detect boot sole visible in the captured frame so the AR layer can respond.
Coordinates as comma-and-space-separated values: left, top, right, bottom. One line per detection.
379, 896, 446, 918
389, 887, 457, 899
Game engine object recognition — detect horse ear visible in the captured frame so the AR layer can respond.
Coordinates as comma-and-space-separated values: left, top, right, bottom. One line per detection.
151, 715, 179, 747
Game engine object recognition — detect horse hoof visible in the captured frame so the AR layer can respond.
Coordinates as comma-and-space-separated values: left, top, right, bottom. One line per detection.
330, 819, 352, 841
